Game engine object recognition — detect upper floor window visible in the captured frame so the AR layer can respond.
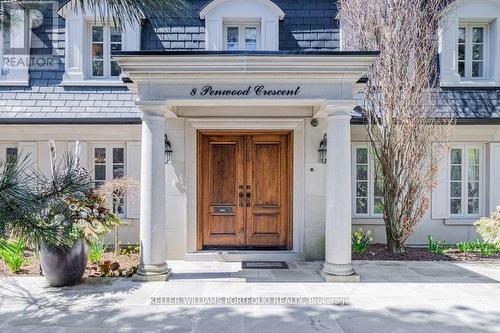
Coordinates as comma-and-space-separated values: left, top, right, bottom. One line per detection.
225, 24, 259, 51
458, 25, 486, 79
439, 0, 500, 86
58, 1, 140, 86
200, 0, 284, 51
91, 25, 123, 78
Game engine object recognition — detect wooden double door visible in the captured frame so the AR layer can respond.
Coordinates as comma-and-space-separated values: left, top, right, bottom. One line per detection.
198, 131, 292, 250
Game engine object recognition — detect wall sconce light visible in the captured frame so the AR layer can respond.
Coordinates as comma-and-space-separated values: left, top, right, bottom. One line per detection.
318, 133, 327, 164
164, 134, 173, 164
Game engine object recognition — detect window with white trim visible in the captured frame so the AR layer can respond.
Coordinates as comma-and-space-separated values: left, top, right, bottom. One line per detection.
449, 145, 482, 216
90, 25, 122, 79
93, 145, 125, 216
58, 1, 140, 85
199, 0, 284, 51
224, 23, 260, 51
457, 24, 487, 79
353, 145, 384, 217
6, 147, 18, 161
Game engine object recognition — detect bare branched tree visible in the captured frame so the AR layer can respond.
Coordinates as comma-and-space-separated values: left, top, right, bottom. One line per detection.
338, 0, 454, 253
96, 177, 139, 252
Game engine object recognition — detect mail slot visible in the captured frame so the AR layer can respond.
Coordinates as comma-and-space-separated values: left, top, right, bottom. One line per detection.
214, 206, 234, 213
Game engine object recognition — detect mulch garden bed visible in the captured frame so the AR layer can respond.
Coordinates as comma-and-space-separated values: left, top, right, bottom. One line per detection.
0, 250, 140, 277
2, 244, 499, 277
353, 243, 500, 262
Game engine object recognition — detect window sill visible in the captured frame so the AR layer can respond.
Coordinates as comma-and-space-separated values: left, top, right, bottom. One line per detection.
441, 81, 500, 88
444, 218, 479, 226
60, 79, 125, 87
352, 218, 384, 225
0, 80, 29, 86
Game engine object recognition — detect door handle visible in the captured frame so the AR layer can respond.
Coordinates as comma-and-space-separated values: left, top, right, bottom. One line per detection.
246, 192, 251, 207
239, 191, 244, 207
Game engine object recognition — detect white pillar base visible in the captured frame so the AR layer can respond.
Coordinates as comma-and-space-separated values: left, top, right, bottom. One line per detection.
322, 262, 355, 276
321, 270, 360, 283
134, 263, 172, 281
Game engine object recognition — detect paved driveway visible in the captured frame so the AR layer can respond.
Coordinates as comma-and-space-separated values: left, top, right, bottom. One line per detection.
0, 261, 499, 333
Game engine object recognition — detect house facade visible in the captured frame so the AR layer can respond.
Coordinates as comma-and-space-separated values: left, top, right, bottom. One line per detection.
0, 0, 499, 281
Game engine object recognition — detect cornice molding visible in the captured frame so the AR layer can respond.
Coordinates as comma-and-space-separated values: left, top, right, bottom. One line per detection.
113, 53, 378, 85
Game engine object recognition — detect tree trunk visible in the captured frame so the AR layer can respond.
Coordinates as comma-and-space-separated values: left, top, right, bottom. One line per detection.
384, 188, 406, 254
385, 227, 406, 254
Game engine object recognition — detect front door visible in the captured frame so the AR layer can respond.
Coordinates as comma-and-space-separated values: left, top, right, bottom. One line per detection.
198, 131, 292, 250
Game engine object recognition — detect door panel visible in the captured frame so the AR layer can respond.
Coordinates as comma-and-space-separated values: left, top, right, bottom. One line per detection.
246, 134, 289, 247
200, 135, 245, 247
198, 132, 291, 249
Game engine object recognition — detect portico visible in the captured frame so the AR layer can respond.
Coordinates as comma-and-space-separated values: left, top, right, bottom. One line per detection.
113, 51, 378, 281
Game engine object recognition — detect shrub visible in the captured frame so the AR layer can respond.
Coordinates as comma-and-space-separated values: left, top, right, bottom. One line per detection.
352, 228, 373, 254
427, 235, 451, 255
475, 207, 500, 246
89, 239, 106, 264
0, 239, 27, 273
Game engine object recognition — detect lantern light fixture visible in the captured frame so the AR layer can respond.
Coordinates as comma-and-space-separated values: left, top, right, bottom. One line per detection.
165, 134, 173, 164
318, 133, 327, 164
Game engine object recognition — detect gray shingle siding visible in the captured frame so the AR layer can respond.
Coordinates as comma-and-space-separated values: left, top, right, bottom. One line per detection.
437, 89, 500, 120
142, 0, 340, 51
0, 86, 138, 119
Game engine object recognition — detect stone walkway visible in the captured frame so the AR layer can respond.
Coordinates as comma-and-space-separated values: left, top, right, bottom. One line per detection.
0, 260, 499, 332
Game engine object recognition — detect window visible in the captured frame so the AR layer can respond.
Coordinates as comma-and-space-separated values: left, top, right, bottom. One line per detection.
90, 25, 122, 78
93, 146, 125, 215
224, 24, 259, 51
200, 0, 284, 51
449, 146, 482, 216
6, 147, 18, 162
353, 145, 384, 216
457, 25, 486, 79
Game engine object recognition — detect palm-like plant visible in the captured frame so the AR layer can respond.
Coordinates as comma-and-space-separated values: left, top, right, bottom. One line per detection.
0, 0, 192, 29
0, 145, 94, 250
0, 153, 65, 249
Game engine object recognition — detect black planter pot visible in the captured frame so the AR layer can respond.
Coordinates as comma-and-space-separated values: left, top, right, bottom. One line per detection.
40, 239, 88, 287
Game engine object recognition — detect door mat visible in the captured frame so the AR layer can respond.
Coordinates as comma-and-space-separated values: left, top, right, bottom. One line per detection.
242, 261, 289, 269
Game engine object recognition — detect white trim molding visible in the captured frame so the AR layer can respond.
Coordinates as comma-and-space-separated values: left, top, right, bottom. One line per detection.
114, 53, 379, 86
0, 8, 30, 86
58, 1, 141, 86
199, 0, 285, 51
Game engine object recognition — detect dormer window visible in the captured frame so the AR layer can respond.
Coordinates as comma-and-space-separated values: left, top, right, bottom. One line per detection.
58, 1, 141, 86
439, 0, 500, 86
90, 25, 123, 78
200, 0, 284, 51
457, 25, 486, 79
225, 24, 259, 51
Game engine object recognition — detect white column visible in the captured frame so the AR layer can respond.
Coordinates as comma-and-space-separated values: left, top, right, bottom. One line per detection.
321, 102, 359, 282
136, 108, 171, 280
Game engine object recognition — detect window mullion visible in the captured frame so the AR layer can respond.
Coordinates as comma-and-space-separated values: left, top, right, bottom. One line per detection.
239, 25, 245, 50
466, 26, 472, 79
107, 146, 112, 181
105, 27, 110, 78
462, 146, 467, 216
